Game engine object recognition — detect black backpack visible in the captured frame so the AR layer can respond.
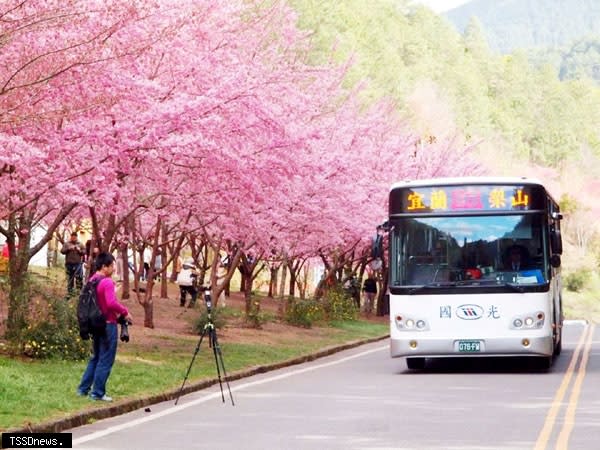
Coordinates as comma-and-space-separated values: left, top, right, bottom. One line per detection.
77, 277, 106, 340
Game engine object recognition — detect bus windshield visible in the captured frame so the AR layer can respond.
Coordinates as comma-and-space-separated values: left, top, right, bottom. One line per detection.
390, 213, 548, 288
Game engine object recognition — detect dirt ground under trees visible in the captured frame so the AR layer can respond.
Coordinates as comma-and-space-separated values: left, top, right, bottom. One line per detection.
119, 280, 387, 351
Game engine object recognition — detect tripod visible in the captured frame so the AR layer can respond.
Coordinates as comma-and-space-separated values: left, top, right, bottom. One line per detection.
175, 287, 234, 406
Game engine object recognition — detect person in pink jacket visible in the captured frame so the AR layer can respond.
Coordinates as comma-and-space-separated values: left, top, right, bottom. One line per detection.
77, 252, 133, 402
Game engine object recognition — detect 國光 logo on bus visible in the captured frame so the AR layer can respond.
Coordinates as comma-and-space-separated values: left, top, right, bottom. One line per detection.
456, 304, 484, 320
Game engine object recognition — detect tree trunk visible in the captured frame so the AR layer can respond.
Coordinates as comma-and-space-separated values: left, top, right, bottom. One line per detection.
142, 295, 154, 329
224, 278, 230, 298
6, 252, 29, 340
277, 258, 288, 318
239, 270, 246, 293
288, 268, 296, 298
278, 262, 287, 299
120, 242, 130, 300
268, 266, 278, 298
244, 275, 253, 316
297, 266, 308, 299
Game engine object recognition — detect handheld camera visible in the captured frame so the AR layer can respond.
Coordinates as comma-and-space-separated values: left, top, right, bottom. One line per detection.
117, 315, 132, 342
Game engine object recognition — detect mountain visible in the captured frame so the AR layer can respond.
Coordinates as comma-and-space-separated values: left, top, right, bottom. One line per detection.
445, 0, 600, 53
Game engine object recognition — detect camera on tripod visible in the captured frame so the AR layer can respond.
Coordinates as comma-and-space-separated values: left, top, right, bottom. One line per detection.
175, 283, 234, 406
198, 286, 212, 311
117, 315, 132, 342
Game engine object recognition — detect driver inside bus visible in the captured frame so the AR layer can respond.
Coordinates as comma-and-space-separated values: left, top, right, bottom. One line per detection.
504, 245, 529, 271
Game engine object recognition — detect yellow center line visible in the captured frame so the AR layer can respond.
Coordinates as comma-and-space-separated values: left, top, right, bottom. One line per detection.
555, 324, 595, 450
534, 325, 590, 450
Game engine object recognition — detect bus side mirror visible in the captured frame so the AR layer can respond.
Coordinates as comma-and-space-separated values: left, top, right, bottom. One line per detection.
371, 234, 383, 258
550, 254, 561, 268
550, 230, 562, 255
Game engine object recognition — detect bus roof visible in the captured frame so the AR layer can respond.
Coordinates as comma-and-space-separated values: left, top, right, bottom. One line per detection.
390, 176, 545, 191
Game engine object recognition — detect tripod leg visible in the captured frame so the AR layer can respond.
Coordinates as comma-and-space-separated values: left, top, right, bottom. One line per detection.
175, 326, 207, 405
209, 327, 226, 403
211, 328, 235, 406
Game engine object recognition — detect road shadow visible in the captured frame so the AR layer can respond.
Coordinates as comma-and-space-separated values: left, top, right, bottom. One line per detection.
398, 349, 575, 374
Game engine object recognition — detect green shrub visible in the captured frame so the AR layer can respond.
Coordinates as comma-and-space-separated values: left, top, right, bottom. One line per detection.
565, 270, 591, 292
322, 285, 358, 321
192, 306, 227, 333
285, 298, 325, 328
21, 297, 90, 360
245, 299, 263, 328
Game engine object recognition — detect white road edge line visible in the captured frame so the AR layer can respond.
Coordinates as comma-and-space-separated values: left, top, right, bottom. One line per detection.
72, 344, 388, 446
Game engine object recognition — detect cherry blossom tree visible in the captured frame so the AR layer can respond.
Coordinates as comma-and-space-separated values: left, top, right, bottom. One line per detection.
1, 0, 485, 337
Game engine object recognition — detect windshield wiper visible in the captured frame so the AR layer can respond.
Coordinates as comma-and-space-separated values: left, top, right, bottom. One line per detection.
408, 282, 457, 294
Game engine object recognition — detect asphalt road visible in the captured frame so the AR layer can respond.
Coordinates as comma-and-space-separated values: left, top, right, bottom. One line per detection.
68, 321, 598, 450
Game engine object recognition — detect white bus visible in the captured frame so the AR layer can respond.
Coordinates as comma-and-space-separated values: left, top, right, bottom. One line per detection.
387, 177, 563, 369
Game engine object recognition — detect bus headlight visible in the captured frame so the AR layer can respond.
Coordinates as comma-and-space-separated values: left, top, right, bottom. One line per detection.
511, 311, 545, 330
394, 315, 428, 331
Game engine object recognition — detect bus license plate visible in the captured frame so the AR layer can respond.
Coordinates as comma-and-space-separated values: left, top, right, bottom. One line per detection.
458, 340, 481, 352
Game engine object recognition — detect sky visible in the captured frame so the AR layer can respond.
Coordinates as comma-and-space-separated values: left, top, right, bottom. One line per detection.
412, 0, 471, 13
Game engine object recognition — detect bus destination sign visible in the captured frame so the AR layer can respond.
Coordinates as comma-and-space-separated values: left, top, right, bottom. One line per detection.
394, 185, 544, 213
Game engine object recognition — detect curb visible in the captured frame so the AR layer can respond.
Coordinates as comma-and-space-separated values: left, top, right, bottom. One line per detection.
5, 334, 390, 434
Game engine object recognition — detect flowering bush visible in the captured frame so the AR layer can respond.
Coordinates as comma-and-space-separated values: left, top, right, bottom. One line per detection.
22, 296, 89, 360
322, 284, 358, 321
285, 298, 325, 328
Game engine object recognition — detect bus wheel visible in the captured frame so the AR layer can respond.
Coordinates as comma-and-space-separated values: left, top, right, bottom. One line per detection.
406, 357, 426, 370
553, 330, 562, 356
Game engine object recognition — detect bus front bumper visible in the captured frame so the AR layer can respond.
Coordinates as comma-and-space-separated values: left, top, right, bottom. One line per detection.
390, 335, 553, 358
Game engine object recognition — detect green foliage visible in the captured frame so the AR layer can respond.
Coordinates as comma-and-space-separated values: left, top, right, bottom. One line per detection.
245, 299, 263, 328
285, 298, 325, 328
560, 193, 580, 214
4, 273, 89, 360
192, 307, 227, 333
322, 285, 358, 321
565, 270, 591, 292
291, 0, 600, 171
21, 297, 89, 361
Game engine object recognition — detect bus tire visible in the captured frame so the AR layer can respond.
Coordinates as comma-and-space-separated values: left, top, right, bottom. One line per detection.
553, 331, 562, 356
406, 357, 426, 370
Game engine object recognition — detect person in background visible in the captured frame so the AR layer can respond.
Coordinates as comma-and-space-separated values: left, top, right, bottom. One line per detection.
61, 232, 85, 294
362, 272, 378, 316
77, 252, 132, 402
84, 240, 101, 281
176, 259, 198, 308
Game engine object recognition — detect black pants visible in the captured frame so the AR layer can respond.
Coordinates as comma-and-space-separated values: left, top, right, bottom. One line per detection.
179, 285, 198, 307
66, 263, 83, 294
